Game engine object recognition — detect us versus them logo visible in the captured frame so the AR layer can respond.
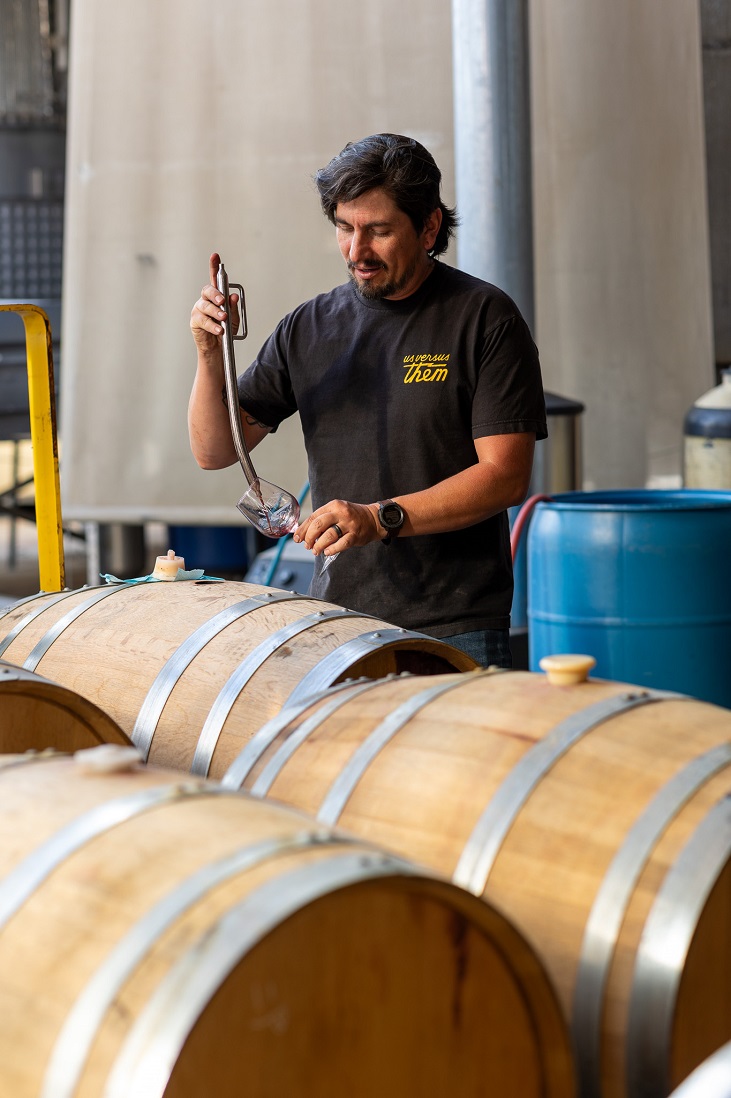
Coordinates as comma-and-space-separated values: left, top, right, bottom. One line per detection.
403, 353, 450, 383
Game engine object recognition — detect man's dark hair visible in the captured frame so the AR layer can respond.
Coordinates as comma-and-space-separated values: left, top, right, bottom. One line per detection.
314, 133, 458, 257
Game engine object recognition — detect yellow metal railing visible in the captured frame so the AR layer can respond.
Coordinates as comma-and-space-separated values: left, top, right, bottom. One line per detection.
0, 303, 65, 591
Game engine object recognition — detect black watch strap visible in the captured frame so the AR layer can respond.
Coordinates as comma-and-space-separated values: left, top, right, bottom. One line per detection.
377, 499, 405, 545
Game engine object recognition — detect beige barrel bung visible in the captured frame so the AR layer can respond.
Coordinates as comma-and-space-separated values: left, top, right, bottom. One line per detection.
222, 661, 731, 1098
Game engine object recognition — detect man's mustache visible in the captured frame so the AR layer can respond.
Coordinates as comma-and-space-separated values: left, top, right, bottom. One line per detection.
347, 261, 386, 272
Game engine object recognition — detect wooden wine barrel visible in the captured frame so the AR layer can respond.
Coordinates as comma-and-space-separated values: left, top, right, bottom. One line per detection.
0, 581, 475, 777
0, 659, 130, 754
221, 658, 731, 1098
668, 1042, 731, 1098
0, 749, 575, 1098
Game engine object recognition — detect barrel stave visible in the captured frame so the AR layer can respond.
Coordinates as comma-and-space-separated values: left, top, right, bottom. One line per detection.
0, 753, 576, 1098
223, 668, 731, 1097
0, 582, 475, 778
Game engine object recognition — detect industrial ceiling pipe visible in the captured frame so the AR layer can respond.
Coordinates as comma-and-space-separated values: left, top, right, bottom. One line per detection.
451, 0, 535, 333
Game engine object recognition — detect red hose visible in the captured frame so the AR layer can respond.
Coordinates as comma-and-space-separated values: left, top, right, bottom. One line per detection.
510, 494, 553, 563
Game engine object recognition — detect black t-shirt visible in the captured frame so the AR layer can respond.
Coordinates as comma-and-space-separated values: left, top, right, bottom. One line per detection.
238, 262, 546, 637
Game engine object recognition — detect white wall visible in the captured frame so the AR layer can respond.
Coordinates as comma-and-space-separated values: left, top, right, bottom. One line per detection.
60, 0, 715, 518
60, 0, 455, 522
530, 0, 715, 488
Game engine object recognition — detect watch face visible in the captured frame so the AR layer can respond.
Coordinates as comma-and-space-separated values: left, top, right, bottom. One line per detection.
380, 502, 404, 529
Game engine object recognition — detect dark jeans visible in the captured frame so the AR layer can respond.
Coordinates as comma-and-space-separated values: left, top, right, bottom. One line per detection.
441, 628, 513, 669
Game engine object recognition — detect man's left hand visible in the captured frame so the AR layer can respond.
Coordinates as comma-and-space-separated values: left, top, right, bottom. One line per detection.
293, 500, 382, 556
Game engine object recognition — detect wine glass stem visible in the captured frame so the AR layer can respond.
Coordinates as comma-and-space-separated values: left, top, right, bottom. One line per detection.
321, 552, 339, 572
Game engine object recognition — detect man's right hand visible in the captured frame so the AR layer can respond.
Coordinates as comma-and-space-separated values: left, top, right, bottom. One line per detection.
188, 251, 255, 471
190, 251, 241, 355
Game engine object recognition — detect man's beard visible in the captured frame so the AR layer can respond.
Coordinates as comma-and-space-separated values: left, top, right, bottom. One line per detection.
347, 256, 417, 300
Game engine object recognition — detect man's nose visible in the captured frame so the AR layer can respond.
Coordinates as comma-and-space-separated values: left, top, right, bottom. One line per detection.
349, 230, 368, 262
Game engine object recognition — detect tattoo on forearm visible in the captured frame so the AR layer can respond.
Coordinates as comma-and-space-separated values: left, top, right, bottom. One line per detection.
245, 414, 271, 432
220, 389, 270, 432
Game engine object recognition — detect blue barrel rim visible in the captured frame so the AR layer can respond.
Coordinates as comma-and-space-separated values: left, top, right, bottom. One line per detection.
536, 489, 731, 512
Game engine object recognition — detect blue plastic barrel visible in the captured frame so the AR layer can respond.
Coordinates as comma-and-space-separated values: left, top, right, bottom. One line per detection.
510, 392, 584, 661
509, 504, 528, 631
166, 525, 250, 574
527, 490, 731, 707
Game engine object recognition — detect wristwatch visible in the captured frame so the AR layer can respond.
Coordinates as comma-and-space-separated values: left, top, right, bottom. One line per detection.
377, 499, 405, 545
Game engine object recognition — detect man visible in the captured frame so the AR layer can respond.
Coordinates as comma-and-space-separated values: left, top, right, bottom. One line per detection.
189, 133, 546, 667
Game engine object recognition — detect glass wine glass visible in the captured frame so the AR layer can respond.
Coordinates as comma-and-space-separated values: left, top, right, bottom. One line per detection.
237, 478, 301, 539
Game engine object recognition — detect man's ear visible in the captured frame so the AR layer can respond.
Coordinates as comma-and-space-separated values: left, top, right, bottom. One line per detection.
423, 207, 443, 252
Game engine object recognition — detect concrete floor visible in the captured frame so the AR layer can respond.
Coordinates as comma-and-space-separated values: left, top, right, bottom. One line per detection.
0, 516, 173, 608
0, 441, 91, 607
0, 516, 86, 608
